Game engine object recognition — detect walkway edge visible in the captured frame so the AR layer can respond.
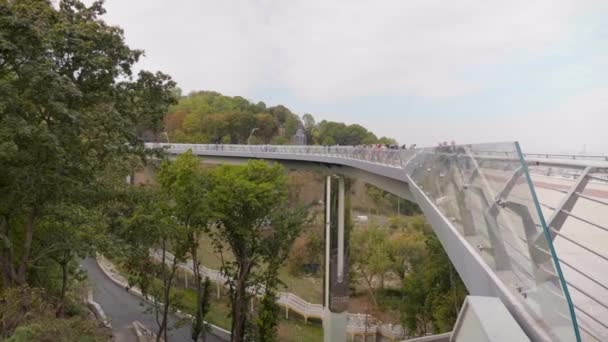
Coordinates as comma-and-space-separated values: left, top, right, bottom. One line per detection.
94, 255, 231, 340
86, 289, 111, 329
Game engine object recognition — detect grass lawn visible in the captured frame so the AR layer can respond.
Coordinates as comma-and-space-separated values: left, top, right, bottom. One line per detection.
174, 287, 232, 330
278, 267, 322, 304
197, 233, 323, 304
279, 318, 323, 342
197, 233, 228, 269
174, 284, 322, 341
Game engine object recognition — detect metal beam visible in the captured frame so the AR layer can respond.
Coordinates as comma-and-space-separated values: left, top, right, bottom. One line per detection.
577, 192, 608, 206
194, 155, 417, 202
546, 166, 593, 237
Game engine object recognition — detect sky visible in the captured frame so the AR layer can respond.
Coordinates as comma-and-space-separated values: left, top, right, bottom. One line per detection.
92, 0, 608, 153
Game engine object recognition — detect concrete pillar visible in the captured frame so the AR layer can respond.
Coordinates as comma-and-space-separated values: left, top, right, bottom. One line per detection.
323, 175, 350, 342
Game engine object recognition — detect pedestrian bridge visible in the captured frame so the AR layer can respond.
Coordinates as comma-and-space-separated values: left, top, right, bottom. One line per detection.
147, 142, 608, 342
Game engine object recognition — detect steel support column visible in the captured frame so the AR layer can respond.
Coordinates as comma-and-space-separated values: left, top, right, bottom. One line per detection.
323, 175, 349, 342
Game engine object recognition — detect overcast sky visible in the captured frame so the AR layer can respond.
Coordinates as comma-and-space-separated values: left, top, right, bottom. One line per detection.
93, 0, 608, 153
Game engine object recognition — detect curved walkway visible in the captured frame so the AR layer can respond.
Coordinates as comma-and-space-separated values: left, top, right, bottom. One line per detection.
81, 257, 225, 342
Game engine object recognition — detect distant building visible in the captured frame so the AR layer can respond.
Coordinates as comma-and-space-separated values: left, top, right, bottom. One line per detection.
292, 127, 307, 145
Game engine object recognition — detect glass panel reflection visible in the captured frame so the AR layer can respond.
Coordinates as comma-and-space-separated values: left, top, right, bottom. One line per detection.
405, 142, 579, 342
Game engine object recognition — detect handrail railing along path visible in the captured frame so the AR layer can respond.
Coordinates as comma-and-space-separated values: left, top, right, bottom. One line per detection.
150, 250, 402, 339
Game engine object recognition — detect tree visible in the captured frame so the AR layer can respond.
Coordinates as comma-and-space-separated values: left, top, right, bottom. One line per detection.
313, 120, 389, 146
302, 113, 315, 131
207, 160, 306, 342
0, 0, 176, 286
378, 136, 398, 145
386, 228, 426, 294
400, 231, 467, 337
157, 150, 212, 342
254, 205, 308, 341
35, 204, 108, 314
163, 90, 403, 147
154, 223, 188, 342
255, 113, 278, 143
350, 227, 391, 306
165, 92, 303, 145
121, 186, 186, 342
301, 113, 316, 144
192, 277, 212, 342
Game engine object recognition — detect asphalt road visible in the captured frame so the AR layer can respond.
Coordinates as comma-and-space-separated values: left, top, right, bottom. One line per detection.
82, 257, 224, 342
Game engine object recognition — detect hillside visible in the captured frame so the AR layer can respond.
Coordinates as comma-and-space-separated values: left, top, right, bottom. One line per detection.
162, 91, 396, 145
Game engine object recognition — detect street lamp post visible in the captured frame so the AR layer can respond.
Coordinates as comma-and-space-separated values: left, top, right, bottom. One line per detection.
247, 127, 259, 145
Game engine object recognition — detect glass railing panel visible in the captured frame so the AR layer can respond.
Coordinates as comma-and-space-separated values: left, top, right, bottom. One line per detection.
532, 163, 608, 341
404, 142, 580, 342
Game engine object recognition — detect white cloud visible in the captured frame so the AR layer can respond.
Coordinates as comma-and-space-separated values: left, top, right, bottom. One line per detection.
266, 0, 575, 101
89, 0, 607, 153
372, 87, 608, 154
97, 0, 600, 101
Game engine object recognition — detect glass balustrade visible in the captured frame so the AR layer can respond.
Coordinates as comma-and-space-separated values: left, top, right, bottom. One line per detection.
404, 142, 579, 342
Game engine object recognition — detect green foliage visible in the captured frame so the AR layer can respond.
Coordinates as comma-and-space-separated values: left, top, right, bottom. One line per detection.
0, 286, 49, 339
157, 150, 209, 230
208, 161, 288, 255
0, 0, 175, 334
164, 92, 397, 146
254, 290, 281, 342
386, 226, 427, 282
349, 214, 465, 336
350, 227, 391, 306
157, 150, 212, 341
254, 205, 309, 340
120, 188, 169, 272
107, 159, 310, 341
400, 231, 467, 337
207, 160, 307, 342
365, 184, 421, 216
35, 204, 108, 304
0, 0, 176, 286
314, 120, 379, 145
192, 276, 212, 342
6, 316, 108, 342
286, 230, 323, 277
377, 136, 398, 145
0, 285, 107, 341
118, 185, 188, 340
165, 91, 301, 144
302, 113, 315, 130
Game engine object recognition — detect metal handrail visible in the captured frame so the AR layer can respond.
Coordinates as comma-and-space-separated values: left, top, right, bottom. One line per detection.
154, 143, 412, 168
525, 153, 608, 162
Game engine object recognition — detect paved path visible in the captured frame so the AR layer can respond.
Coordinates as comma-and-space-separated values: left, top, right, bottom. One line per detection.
82, 257, 224, 342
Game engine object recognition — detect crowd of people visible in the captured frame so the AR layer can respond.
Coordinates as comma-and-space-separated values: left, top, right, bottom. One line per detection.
354, 143, 417, 150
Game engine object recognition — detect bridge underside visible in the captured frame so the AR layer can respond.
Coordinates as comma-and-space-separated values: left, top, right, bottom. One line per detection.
197, 155, 416, 202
